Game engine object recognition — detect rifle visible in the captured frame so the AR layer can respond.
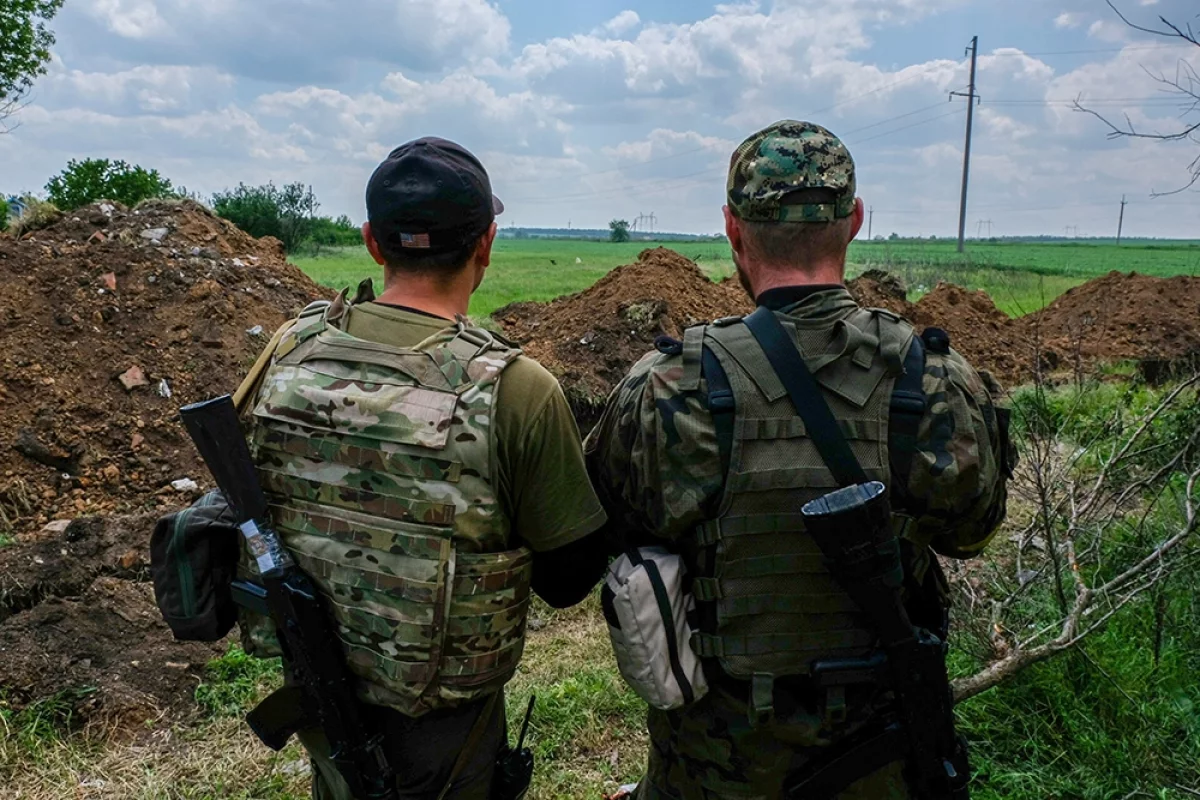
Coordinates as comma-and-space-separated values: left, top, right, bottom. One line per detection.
787, 481, 970, 800
180, 395, 398, 800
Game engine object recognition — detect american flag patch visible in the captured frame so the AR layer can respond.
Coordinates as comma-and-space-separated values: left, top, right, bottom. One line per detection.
400, 232, 431, 249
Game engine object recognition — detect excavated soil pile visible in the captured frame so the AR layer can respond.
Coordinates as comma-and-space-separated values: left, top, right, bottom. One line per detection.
495, 252, 1022, 425
497, 255, 1200, 420
0, 199, 327, 536
1021, 271, 1200, 381
0, 514, 224, 731
495, 248, 753, 427
909, 284, 1025, 387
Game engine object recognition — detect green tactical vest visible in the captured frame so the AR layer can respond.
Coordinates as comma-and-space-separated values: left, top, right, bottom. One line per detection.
241, 296, 532, 717
681, 295, 920, 693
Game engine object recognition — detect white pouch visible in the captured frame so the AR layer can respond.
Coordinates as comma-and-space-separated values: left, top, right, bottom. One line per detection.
602, 547, 708, 711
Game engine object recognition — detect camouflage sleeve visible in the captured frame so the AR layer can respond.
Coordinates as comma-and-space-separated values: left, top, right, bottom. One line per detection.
905, 347, 1015, 559
583, 349, 725, 544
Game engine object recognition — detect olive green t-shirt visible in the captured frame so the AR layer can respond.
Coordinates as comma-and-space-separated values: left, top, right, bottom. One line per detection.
343, 301, 606, 553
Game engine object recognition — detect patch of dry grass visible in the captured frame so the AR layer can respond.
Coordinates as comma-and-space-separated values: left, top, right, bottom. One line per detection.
0, 592, 647, 800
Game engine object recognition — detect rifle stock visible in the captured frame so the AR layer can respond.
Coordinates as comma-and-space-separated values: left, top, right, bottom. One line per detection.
795, 482, 970, 800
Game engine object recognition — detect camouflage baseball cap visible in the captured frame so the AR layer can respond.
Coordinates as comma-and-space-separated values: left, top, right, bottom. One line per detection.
727, 120, 856, 223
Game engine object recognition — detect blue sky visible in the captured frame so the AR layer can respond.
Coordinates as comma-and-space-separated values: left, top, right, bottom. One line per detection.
3, 0, 1199, 238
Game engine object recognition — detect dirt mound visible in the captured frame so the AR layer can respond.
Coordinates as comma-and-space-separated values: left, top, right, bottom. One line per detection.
0, 514, 223, 731
0, 199, 328, 535
910, 283, 1024, 387
495, 248, 753, 426
848, 269, 913, 317
1019, 271, 1200, 377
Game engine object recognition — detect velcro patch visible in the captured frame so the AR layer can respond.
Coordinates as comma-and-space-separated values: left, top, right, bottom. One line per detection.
400, 232, 432, 249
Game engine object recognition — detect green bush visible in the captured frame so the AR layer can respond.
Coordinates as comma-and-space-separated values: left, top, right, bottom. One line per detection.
307, 214, 361, 248
45, 158, 175, 210
211, 182, 318, 253
0, 196, 8, 232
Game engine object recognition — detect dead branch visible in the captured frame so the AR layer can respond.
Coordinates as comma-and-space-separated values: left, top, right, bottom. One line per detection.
953, 373, 1200, 702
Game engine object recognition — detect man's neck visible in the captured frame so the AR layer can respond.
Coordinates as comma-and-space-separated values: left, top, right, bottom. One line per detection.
750, 260, 845, 296
375, 275, 472, 320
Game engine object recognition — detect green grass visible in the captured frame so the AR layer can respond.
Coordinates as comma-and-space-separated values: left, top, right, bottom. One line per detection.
194, 643, 284, 718
955, 578, 1200, 799
293, 237, 1200, 321
291, 240, 735, 320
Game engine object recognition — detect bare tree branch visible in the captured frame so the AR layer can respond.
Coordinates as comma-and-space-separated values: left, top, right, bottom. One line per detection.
1074, 3, 1200, 195
953, 367, 1200, 703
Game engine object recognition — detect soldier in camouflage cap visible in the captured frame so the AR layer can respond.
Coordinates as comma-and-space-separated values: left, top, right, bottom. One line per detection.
727, 120, 857, 223
586, 121, 1015, 799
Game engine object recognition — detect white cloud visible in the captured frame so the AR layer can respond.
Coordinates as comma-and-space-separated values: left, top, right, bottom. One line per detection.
72, 0, 511, 80
3, 0, 1198, 237
1054, 12, 1082, 29
86, 0, 169, 39
598, 10, 641, 36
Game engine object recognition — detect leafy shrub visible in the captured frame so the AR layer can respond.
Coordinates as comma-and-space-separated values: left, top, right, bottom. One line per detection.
45, 158, 175, 210
0, 196, 8, 232
212, 182, 318, 253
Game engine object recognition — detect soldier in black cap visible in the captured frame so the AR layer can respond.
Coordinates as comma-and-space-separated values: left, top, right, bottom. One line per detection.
233, 138, 610, 799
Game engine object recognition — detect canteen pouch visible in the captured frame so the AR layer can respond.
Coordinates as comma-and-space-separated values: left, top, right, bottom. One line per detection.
150, 490, 241, 642
602, 547, 708, 711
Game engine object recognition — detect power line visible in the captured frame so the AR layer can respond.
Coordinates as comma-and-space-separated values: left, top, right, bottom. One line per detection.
987, 43, 1192, 57
507, 101, 972, 205
847, 107, 965, 145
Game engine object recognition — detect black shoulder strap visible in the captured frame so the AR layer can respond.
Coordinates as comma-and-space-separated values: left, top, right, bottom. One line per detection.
701, 345, 735, 479
888, 333, 927, 504
742, 307, 868, 487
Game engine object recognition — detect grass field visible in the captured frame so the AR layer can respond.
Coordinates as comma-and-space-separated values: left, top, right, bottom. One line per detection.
4, 241, 1199, 798
293, 238, 1200, 319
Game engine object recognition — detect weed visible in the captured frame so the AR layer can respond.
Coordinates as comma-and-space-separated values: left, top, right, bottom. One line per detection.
194, 643, 283, 718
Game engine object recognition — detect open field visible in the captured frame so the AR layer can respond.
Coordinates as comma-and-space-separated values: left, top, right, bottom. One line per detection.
293, 238, 1200, 319
4, 208, 1200, 800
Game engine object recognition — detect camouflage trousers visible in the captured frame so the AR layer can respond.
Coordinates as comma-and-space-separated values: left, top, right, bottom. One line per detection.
632, 681, 912, 800
300, 691, 506, 800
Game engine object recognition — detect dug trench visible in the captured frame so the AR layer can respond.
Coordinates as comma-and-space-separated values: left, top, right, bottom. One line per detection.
3, 225, 1200, 741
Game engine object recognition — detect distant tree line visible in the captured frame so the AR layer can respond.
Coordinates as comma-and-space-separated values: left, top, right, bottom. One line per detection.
4, 158, 361, 254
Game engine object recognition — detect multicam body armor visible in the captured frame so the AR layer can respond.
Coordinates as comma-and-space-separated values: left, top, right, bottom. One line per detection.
683, 299, 919, 705
241, 299, 532, 717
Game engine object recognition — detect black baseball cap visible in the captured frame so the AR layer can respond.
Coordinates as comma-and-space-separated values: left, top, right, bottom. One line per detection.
366, 137, 503, 255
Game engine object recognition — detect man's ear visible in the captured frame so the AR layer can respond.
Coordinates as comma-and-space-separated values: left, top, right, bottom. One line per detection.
362, 222, 387, 266
848, 198, 865, 242
477, 222, 498, 269
724, 206, 743, 256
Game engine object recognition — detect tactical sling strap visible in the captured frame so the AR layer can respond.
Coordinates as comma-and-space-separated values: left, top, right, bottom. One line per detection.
736, 307, 968, 800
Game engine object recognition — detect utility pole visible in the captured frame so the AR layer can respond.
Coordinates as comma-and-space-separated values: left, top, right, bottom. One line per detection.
951, 36, 979, 255
1116, 196, 1127, 244
868, 206, 874, 240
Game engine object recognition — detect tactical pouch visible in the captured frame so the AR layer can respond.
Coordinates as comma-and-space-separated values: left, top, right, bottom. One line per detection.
603, 548, 708, 710
150, 490, 241, 642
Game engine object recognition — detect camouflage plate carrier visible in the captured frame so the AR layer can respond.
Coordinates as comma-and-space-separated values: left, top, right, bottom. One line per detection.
240, 296, 532, 717
681, 293, 927, 724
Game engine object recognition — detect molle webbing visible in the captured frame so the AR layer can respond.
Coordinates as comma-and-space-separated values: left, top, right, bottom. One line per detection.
247, 306, 530, 716
690, 304, 917, 682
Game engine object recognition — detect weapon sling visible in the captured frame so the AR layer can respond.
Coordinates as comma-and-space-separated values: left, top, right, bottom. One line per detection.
741, 307, 969, 800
